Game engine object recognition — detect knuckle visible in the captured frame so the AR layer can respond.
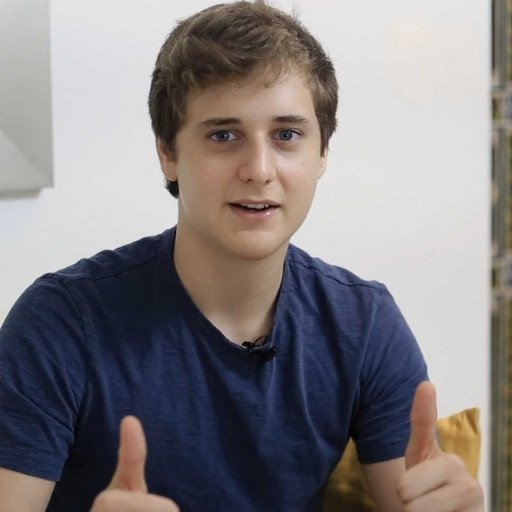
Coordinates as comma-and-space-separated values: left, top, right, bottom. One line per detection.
161, 497, 180, 512
169, 502, 181, 512
465, 478, 484, 502
91, 491, 116, 512
395, 478, 407, 501
445, 452, 466, 470
402, 502, 416, 512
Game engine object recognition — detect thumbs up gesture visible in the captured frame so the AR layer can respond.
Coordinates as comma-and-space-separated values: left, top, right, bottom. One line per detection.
91, 416, 179, 512
397, 382, 484, 511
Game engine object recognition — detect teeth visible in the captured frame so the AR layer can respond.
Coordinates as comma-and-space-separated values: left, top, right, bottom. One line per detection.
240, 203, 269, 210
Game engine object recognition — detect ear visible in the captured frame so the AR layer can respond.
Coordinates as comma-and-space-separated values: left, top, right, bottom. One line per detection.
155, 137, 177, 182
318, 151, 328, 179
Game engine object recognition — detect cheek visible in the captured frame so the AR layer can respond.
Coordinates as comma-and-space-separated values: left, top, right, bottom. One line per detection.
282, 159, 322, 192
179, 163, 228, 204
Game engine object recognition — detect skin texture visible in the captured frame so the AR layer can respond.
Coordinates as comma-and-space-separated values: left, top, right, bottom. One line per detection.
0, 468, 54, 512
157, 72, 327, 266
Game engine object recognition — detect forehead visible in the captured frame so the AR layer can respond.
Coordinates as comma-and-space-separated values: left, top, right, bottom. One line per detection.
182, 71, 317, 125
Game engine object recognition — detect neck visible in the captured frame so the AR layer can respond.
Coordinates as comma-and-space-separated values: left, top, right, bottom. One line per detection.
173, 225, 288, 344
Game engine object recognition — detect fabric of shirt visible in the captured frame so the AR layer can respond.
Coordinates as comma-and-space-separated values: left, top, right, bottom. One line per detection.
0, 228, 427, 512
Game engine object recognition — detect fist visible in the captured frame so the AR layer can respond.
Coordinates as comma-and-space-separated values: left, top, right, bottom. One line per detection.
91, 416, 179, 512
397, 382, 484, 511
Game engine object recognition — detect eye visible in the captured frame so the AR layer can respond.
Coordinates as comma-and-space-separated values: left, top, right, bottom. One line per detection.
210, 130, 238, 142
276, 129, 300, 141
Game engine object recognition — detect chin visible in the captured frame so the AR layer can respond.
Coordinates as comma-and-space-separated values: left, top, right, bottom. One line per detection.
222, 235, 290, 262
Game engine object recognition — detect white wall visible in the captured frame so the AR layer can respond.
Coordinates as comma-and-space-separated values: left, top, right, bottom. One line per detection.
0, 0, 490, 500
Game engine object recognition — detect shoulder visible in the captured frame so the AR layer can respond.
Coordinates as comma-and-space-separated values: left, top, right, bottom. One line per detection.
41, 229, 171, 287
280, 244, 407, 350
285, 244, 387, 306
3, 230, 173, 331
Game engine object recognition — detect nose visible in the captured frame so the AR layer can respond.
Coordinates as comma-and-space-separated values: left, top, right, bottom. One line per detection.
238, 139, 276, 185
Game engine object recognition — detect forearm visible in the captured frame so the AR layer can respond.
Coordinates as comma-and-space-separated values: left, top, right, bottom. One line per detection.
0, 467, 54, 512
362, 457, 406, 512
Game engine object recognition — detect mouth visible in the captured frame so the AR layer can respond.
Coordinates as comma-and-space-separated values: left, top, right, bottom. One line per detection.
229, 201, 279, 213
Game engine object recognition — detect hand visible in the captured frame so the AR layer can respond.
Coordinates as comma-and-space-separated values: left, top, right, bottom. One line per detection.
91, 416, 179, 512
396, 381, 484, 511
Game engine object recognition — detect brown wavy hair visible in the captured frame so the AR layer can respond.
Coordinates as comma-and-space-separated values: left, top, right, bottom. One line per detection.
148, 0, 338, 197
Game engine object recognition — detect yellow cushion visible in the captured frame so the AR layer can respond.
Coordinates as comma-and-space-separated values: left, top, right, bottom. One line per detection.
322, 408, 481, 512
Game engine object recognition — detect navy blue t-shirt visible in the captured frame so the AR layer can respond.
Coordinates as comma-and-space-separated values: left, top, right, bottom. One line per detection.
0, 228, 427, 511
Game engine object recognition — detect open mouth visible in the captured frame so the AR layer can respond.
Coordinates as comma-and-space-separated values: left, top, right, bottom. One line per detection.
231, 203, 278, 213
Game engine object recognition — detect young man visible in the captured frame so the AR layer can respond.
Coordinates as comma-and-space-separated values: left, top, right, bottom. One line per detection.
0, 1, 483, 511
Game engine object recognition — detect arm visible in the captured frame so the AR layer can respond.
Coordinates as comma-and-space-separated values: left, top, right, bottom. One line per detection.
0, 467, 54, 512
362, 458, 405, 512
1, 283, 177, 512
362, 383, 484, 512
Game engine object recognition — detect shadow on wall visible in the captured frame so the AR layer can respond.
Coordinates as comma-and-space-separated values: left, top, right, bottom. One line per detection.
0, 190, 42, 201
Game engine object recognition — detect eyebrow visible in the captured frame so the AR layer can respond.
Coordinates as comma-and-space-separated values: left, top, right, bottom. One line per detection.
274, 115, 311, 125
198, 117, 241, 127
197, 115, 312, 128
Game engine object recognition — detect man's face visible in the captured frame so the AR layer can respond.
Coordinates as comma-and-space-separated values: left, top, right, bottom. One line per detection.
157, 71, 327, 262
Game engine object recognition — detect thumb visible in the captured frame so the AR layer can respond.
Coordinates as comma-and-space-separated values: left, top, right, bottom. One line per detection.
405, 381, 442, 469
108, 415, 148, 492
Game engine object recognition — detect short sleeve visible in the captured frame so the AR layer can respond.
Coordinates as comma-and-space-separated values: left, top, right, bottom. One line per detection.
351, 285, 428, 464
0, 276, 88, 480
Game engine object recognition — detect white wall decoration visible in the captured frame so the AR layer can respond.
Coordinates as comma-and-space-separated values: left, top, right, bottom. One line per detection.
0, 0, 53, 192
